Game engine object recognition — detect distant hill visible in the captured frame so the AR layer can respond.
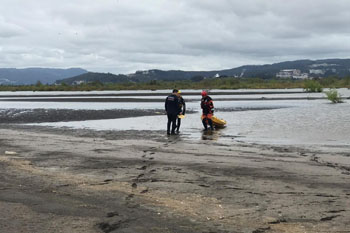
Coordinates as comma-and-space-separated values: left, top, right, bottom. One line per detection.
0, 68, 88, 85
58, 58, 350, 85
55, 72, 131, 85
227, 59, 350, 79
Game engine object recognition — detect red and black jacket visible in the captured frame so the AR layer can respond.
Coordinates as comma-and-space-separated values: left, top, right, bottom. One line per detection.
201, 96, 214, 114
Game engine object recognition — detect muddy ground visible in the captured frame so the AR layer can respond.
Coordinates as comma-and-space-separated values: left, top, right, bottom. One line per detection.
0, 109, 167, 124
0, 118, 349, 232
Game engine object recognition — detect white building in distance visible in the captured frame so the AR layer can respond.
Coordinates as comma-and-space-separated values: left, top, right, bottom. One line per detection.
276, 69, 308, 79
309, 69, 325, 75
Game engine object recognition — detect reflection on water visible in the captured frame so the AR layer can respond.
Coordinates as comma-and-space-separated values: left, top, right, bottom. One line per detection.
201, 129, 222, 141
166, 133, 183, 143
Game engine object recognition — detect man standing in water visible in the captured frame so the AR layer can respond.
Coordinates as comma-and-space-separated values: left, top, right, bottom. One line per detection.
165, 89, 181, 135
201, 90, 214, 131
176, 90, 186, 134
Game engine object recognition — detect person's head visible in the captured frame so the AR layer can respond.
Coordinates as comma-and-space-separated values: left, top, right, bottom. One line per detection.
201, 90, 207, 97
172, 89, 179, 96
178, 90, 182, 96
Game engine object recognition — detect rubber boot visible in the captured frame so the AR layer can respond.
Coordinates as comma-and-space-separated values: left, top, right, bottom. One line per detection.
202, 119, 208, 131
176, 119, 181, 133
171, 121, 177, 134
208, 119, 214, 130
167, 121, 171, 135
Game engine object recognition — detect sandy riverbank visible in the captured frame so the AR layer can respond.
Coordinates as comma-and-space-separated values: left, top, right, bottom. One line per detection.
0, 123, 349, 233
0, 109, 166, 124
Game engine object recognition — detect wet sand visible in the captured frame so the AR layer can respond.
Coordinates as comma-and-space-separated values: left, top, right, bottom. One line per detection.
0, 120, 349, 232
0, 109, 166, 124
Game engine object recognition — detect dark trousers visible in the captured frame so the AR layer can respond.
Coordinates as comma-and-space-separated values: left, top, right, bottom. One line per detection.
176, 118, 181, 131
202, 118, 213, 130
167, 113, 177, 134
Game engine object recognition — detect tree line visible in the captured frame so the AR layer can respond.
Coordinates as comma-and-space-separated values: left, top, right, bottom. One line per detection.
0, 76, 349, 92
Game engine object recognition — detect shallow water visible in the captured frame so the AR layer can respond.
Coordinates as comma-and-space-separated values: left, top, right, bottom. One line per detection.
1, 88, 348, 149
0, 92, 336, 100
0, 98, 310, 110
30, 98, 350, 150
0, 88, 349, 101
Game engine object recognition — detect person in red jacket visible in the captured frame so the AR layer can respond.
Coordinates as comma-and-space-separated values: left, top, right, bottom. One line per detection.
200, 90, 214, 130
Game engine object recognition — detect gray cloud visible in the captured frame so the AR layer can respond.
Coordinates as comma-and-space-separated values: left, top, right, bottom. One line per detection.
0, 17, 26, 38
0, 0, 350, 73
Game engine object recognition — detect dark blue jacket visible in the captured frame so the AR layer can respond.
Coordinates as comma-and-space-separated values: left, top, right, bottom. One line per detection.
165, 94, 181, 114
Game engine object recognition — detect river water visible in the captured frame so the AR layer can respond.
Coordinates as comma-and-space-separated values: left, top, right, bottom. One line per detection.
1, 89, 349, 150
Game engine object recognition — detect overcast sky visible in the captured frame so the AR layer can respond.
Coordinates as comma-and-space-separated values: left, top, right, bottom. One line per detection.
1, 0, 350, 74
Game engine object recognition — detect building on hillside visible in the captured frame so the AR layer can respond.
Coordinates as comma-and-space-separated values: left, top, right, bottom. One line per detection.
294, 73, 309, 79
0, 78, 15, 85
72, 80, 86, 85
309, 63, 337, 68
276, 69, 308, 79
276, 69, 300, 78
309, 69, 325, 75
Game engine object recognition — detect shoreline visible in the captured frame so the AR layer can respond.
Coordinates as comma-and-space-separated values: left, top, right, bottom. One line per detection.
0, 90, 307, 98
0, 96, 337, 102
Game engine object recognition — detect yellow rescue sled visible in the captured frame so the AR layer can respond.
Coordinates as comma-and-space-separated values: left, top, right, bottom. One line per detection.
212, 116, 227, 127
201, 115, 227, 128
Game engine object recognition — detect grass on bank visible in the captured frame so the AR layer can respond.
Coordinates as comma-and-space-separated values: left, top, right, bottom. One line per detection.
0, 76, 350, 92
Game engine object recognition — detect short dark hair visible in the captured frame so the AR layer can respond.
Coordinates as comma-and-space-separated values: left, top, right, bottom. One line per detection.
172, 89, 179, 93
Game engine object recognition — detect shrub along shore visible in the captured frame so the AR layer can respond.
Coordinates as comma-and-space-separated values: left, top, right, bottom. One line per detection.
0, 76, 349, 92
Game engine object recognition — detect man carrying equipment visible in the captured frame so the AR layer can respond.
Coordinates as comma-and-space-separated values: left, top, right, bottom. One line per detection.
200, 90, 214, 130
165, 89, 181, 135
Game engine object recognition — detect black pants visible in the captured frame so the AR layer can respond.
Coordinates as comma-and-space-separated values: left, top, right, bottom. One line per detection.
167, 113, 177, 134
176, 118, 181, 131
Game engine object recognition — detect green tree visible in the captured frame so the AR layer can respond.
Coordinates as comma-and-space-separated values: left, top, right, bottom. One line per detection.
35, 81, 43, 87
304, 80, 323, 92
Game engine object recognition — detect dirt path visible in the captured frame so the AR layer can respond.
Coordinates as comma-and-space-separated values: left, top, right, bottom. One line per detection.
0, 127, 349, 232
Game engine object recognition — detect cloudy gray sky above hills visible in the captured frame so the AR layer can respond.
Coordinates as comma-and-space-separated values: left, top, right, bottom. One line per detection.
1, 0, 350, 74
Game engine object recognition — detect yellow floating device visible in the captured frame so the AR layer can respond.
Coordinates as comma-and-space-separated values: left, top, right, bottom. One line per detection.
201, 115, 227, 127
212, 116, 227, 127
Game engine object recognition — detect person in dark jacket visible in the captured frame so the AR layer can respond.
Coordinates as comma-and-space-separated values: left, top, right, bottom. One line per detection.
176, 90, 186, 133
200, 90, 214, 130
165, 89, 181, 135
